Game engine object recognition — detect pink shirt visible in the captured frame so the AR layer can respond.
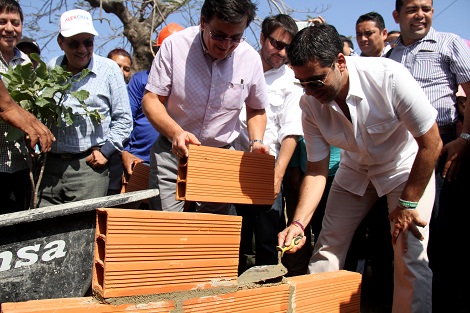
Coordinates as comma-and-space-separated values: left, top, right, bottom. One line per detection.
146, 26, 268, 147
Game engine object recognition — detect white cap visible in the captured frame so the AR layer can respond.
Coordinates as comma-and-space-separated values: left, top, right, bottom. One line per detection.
60, 9, 98, 37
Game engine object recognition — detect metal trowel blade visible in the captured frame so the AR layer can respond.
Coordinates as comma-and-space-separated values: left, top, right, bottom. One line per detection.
237, 261, 288, 285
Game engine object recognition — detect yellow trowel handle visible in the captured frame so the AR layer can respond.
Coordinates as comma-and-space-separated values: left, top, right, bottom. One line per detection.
276, 235, 303, 257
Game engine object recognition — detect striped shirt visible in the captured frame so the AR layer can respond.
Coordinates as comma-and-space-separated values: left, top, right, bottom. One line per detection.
47, 54, 132, 157
146, 26, 268, 147
0, 48, 32, 173
388, 27, 470, 127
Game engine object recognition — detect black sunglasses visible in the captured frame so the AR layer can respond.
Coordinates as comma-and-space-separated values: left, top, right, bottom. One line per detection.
267, 35, 289, 51
208, 30, 245, 44
64, 39, 94, 50
297, 62, 335, 90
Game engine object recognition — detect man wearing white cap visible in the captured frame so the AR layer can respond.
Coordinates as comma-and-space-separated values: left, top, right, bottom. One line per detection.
38, 9, 132, 207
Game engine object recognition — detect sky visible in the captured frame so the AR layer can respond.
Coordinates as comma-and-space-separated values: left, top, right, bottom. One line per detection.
19, 0, 470, 63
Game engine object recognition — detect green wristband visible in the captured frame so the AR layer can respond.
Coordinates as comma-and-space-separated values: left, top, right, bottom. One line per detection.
398, 198, 418, 209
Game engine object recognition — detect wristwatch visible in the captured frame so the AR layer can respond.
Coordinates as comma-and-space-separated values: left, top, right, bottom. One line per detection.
460, 133, 470, 144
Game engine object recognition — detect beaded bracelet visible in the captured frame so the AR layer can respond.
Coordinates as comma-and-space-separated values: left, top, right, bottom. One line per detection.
398, 198, 418, 209
291, 220, 305, 232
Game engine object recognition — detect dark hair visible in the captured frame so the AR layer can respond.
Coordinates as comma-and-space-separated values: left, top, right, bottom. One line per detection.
261, 14, 298, 39
340, 35, 354, 50
0, 0, 23, 23
396, 0, 433, 12
107, 48, 132, 64
356, 11, 385, 31
387, 30, 400, 36
201, 0, 257, 27
287, 23, 342, 68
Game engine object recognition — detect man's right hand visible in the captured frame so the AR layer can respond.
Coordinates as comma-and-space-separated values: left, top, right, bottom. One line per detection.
278, 224, 306, 254
171, 131, 201, 158
13, 107, 55, 153
122, 150, 143, 175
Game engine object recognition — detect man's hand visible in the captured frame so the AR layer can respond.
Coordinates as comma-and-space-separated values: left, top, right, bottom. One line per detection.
388, 207, 427, 253
0, 80, 55, 153
86, 149, 108, 168
441, 137, 469, 180
122, 150, 143, 175
171, 131, 201, 158
250, 141, 270, 154
277, 224, 306, 254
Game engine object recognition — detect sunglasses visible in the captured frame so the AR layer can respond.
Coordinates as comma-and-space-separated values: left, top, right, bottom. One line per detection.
207, 27, 245, 44
298, 62, 335, 90
64, 39, 94, 50
267, 35, 289, 51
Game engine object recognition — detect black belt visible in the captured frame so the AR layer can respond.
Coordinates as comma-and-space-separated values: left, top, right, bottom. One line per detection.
438, 124, 455, 136
160, 136, 231, 149
49, 150, 91, 159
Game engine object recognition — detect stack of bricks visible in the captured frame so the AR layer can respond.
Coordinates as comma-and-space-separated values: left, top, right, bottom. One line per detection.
1, 208, 362, 313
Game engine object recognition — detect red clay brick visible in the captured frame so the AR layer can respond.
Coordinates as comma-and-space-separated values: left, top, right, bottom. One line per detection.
121, 162, 151, 204
183, 284, 289, 313
0, 297, 175, 313
177, 145, 275, 205
286, 270, 362, 313
93, 208, 242, 298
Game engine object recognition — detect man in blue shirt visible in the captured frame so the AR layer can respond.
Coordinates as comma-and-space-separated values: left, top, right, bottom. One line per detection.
121, 24, 184, 189
38, 9, 132, 206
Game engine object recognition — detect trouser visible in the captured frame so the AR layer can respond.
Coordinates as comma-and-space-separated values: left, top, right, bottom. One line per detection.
0, 169, 31, 213
309, 177, 434, 313
38, 153, 109, 207
236, 191, 284, 275
430, 125, 470, 313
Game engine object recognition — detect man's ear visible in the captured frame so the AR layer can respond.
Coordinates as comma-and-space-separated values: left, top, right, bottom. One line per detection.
57, 37, 64, 50
200, 17, 206, 31
392, 10, 399, 23
337, 53, 347, 71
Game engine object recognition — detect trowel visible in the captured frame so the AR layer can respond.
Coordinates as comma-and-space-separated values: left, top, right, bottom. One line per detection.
238, 235, 303, 285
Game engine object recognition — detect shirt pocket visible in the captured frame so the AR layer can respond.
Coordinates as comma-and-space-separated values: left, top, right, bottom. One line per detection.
366, 118, 400, 146
222, 81, 245, 110
325, 132, 348, 148
412, 52, 444, 82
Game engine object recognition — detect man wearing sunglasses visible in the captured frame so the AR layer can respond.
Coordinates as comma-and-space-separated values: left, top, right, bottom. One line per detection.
38, 9, 132, 207
142, 0, 269, 214
235, 14, 303, 275
278, 24, 442, 313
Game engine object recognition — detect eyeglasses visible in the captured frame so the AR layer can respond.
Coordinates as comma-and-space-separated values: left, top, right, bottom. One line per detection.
267, 35, 289, 51
208, 28, 245, 44
64, 38, 94, 50
298, 62, 335, 90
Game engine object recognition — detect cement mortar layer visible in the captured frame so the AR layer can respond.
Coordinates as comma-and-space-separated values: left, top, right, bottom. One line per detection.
95, 279, 288, 313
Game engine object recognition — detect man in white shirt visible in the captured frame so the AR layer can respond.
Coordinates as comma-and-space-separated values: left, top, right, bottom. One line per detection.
278, 24, 441, 313
235, 14, 303, 273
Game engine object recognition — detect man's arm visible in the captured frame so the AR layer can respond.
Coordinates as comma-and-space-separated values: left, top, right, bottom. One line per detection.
274, 135, 299, 197
388, 122, 442, 250
245, 106, 269, 154
278, 155, 329, 251
0, 80, 54, 152
142, 91, 200, 158
441, 81, 470, 179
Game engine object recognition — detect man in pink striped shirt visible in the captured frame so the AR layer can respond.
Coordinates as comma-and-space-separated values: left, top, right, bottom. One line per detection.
142, 0, 269, 214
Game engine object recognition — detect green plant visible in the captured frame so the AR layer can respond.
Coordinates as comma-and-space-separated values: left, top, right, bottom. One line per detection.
1, 53, 104, 209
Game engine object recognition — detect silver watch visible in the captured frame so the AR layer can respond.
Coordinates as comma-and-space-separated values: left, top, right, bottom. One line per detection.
460, 133, 470, 144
